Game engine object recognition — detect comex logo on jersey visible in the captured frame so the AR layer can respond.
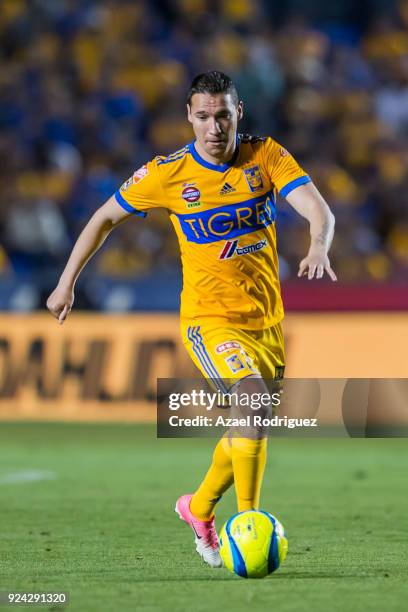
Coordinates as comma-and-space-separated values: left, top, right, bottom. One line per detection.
219, 238, 268, 259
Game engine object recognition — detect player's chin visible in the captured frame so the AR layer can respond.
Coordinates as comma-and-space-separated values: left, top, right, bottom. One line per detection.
206, 140, 227, 152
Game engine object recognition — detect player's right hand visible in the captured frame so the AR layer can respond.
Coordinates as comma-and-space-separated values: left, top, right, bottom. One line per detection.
46, 285, 74, 325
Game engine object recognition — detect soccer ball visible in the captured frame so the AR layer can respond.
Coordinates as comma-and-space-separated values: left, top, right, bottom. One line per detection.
219, 510, 288, 578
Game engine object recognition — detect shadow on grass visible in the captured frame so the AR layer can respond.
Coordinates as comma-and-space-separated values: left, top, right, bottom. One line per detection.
124, 572, 378, 584
125, 571, 376, 583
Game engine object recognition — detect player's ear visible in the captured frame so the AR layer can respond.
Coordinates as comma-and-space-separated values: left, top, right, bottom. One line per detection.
187, 103, 192, 123
237, 101, 243, 121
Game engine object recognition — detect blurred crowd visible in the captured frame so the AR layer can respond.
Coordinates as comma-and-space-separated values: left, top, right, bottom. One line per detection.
0, 0, 407, 311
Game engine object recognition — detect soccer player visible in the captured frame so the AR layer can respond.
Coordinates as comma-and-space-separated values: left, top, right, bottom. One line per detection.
47, 71, 336, 568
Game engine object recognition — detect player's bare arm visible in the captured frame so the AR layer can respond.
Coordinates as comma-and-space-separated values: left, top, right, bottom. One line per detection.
46, 196, 131, 324
285, 182, 337, 281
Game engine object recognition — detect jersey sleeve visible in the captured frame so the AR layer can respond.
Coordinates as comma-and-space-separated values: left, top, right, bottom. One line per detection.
261, 138, 311, 198
114, 158, 164, 216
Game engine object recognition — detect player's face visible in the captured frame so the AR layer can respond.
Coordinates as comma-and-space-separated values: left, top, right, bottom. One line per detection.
187, 93, 243, 161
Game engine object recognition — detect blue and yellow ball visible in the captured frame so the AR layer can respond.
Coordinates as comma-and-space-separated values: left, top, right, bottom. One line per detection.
219, 510, 288, 578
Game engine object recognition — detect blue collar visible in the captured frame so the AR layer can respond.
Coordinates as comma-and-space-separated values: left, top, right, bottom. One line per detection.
188, 135, 240, 172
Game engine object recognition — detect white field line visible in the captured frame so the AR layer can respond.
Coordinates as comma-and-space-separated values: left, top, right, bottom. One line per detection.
0, 470, 56, 485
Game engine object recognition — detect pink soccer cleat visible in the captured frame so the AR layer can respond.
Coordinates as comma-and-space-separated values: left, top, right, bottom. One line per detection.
175, 494, 223, 568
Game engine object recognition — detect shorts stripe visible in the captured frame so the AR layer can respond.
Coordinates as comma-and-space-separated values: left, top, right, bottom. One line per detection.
193, 326, 229, 393
194, 326, 220, 378
188, 326, 217, 379
187, 326, 228, 393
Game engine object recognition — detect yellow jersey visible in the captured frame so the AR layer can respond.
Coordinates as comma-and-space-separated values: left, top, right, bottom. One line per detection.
114, 134, 311, 329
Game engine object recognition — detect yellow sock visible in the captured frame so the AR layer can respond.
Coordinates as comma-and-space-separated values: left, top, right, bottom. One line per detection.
190, 436, 234, 521
231, 437, 267, 512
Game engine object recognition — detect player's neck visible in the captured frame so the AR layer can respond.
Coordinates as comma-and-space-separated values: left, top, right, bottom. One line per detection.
194, 139, 237, 166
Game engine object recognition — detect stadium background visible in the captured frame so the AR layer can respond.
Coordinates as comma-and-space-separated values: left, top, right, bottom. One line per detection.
0, 0, 407, 419
0, 2, 407, 611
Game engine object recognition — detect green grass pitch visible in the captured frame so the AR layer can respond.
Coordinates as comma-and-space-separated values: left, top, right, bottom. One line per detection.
0, 423, 407, 611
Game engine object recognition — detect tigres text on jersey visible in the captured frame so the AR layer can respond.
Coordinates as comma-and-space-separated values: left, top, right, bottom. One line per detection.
114, 134, 311, 330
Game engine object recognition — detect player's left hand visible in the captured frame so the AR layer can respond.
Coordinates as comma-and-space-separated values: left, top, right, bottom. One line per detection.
298, 250, 337, 281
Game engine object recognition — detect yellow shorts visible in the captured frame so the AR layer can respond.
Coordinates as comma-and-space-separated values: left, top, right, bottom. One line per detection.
181, 321, 285, 387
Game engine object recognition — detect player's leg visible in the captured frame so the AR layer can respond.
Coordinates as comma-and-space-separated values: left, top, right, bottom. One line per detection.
227, 322, 285, 512
228, 375, 271, 512
188, 376, 271, 519
175, 324, 258, 566
184, 324, 261, 519
189, 433, 234, 520
181, 323, 282, 516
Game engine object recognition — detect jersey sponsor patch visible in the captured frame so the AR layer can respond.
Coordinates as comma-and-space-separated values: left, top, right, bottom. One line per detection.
219, 238, 268, 260
175, 192, 276, 244
182, 186, 201, 203
133, 164, 148, 183
244, 165, 264, 192
216, 341, 242, 353
120, 164, 148, 191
